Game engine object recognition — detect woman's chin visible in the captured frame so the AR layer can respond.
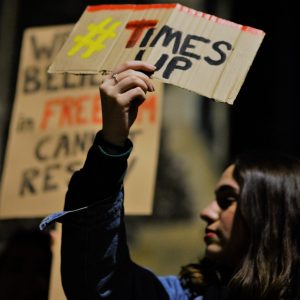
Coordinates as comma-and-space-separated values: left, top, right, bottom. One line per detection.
205, 244, 225, 262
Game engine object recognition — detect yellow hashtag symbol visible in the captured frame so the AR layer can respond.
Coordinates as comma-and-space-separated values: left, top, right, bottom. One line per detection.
68, 17, 122, 59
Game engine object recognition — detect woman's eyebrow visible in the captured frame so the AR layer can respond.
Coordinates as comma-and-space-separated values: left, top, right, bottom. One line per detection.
214, 185, 239, 195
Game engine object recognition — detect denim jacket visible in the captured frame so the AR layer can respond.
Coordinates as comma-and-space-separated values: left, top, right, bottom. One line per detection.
40, 131, 204, 300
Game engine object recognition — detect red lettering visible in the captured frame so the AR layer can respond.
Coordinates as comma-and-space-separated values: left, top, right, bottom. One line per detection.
125, 19, 158, 48
40, 93, 157, 129
40, 100, 55, 129
92, 95, 102, 124
75, 96, 89, 125
59, 98, 73, 127
40, 94, 102, 130
136, 94, 157, 123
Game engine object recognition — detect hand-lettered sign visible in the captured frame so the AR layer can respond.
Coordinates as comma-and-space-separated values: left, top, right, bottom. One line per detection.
48, 224, 65, 300
48, 3, 265, 104
0, 25, 163, 219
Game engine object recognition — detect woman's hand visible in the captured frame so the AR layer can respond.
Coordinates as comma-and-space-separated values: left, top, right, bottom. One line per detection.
99, 61, 156, 146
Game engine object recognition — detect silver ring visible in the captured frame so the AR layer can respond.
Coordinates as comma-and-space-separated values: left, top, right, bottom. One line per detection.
112, 73, 119, 84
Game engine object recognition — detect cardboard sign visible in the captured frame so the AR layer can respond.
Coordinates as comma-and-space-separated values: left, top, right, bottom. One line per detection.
0, 25, 163, 219
48, 3, 265, 104
48, 224, 66, 300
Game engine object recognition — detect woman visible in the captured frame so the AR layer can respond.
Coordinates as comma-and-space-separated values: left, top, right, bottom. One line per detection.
181, 153, 300, 300
40, 61, 300, 300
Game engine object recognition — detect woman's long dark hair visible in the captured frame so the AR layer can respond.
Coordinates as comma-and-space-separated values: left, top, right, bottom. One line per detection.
230, 152, 300, 299
180, 152, 300, 300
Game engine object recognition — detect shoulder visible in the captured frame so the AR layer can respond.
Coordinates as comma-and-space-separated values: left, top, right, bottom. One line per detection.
159, 275, 203, 300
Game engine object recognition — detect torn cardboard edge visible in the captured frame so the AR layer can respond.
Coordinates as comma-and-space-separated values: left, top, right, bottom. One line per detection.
48, 3, 265, 104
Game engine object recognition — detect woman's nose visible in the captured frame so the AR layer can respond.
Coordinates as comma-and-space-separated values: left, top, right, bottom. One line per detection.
200, 200, 220, 223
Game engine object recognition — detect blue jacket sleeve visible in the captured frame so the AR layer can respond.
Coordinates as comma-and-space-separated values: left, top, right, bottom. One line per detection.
39, 131, 171, 300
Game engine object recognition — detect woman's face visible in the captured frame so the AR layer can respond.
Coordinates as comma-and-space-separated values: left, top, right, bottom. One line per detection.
200, 164, 244, 266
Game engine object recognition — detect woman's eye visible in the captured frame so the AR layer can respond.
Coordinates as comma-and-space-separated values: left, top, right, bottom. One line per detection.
215, 186, 239, 209
216, 196, 236, 209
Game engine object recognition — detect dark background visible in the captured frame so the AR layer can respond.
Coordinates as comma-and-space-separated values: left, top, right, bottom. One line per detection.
0, 0, 298, 299
229, 0, 299, 159
1, 0, 299, 166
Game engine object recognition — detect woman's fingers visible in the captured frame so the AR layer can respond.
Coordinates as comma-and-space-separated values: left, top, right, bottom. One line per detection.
99, 61, 156, 146
100, 62, 156, 106
113, 60, 156, 74
118, 86, 147, 105
101, 69, 155, 93
117, 76, 153, 95
112, 69, 155, 92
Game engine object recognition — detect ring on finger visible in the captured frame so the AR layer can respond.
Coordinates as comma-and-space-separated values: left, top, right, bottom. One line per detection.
112, 73, 119, 84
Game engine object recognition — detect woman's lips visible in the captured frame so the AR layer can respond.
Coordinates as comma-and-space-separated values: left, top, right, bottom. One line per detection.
204, 231, 218, 243
205, 232, 217, 238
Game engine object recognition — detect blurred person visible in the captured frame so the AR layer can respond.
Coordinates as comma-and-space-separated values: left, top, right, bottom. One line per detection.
40, 61, 300, 300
